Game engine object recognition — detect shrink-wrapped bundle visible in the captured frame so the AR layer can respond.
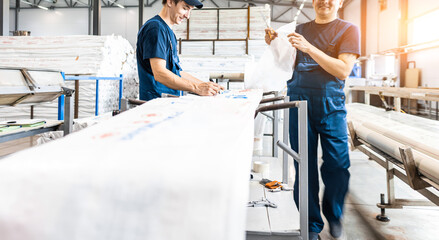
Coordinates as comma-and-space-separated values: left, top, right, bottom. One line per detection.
0, 35, 138, 120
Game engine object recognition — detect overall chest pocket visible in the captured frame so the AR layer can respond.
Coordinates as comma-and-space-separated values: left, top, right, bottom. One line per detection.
170, 51, 182, 74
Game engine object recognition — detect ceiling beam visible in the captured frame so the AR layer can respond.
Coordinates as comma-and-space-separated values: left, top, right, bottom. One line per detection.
301, 8, 312, 21
228, 0, 313, 8
273, 6, 292, 21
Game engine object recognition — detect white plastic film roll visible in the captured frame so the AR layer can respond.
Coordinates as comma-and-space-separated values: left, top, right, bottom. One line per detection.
253, 161, 270, 178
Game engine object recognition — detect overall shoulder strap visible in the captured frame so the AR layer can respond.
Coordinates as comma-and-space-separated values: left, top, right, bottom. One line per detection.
326, 22, 351, 55
330, 23, 351, 46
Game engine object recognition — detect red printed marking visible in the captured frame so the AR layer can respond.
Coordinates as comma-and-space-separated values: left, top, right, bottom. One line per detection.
133, 120, 151, 124
98, 132, 116, 139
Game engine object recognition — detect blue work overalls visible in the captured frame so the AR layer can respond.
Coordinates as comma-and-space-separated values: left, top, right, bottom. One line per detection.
137, 15, 183, 101
287, 24, 351, 233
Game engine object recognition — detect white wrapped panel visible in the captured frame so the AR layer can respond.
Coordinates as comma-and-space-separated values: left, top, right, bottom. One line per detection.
215, 41, 246, 56
179, 55, 254, 73
248, 40, 269, 61
188, 10, 218, 39
219, 9, 247, 39
250, 6, 271, 39
174, 6, 269, 41
180, 41, 213, 56
0, 90, 262, 240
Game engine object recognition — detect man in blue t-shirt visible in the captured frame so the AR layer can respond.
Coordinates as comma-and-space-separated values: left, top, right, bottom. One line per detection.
265, 0, 360, 239
137, 0, 223, 101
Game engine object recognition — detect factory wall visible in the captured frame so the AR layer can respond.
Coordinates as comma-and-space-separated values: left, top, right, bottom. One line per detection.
8, 1, 254, 47
406, 0, 439, 87
342, 0, 360, 29
8, 5, 160, 47
7, 0, 315, 48
342, 0, 439, 88
361, 0, 399, 55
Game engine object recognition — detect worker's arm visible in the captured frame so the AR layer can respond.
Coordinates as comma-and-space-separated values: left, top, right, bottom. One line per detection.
180, 71, 225, 91
287, 32, 358, 80
150, 58, 221, 95
180, 71, 204, 84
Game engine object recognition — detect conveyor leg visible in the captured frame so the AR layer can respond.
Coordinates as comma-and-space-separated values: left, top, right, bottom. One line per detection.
386, 160, 395, 205
376, 193, 390, 222
64, 95, 73, 136
120, 98, 129, 112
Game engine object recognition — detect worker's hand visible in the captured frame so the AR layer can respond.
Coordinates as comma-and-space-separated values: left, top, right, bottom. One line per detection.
287, 32, 314, 54
194, 82, 224, 96
264, 28, 278, 45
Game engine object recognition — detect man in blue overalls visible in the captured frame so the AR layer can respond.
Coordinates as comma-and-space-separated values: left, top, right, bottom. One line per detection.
265, 0, 360, 239
137, 0, 223, 101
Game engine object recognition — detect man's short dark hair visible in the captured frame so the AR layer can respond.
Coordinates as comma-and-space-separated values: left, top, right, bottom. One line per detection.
162, 0, 183, 5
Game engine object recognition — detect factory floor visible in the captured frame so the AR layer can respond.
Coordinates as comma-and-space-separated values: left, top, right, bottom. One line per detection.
323, 149, 439, 240
280, 149, 439, 240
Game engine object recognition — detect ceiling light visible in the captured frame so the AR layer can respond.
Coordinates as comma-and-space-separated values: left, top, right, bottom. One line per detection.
20, 0, 49, 10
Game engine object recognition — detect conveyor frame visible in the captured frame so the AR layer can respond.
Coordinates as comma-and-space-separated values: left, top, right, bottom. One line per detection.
251, 98, 309, 240
348, 122, 439, 219
0, 68, 74, 141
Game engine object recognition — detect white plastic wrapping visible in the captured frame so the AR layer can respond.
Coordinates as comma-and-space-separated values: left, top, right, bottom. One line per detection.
245, 21, 297, 91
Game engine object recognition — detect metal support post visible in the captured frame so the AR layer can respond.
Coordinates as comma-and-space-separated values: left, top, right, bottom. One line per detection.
119, 74, 123, 110
282, 96, 289, 184
92, 0, 101, 35
376, 193, 390, 222
429, 101, 432, 119
273, 92, 279, 158
386, 160, 395, 205
298, 101, 309, 240
365, 93, 370, 105
58, 72, 66, 121
64, 94, 74, 136
0, 0, 9, 36
58, 95, 65, 120
88, 0, 92, 35
436, 101, 438, 120
74, 79, 79, 118
15, 0, 19, 31
95, 79, 99, 116
120, 98, 129, 112
139, 0, 144, 30
395, 97, 401, 112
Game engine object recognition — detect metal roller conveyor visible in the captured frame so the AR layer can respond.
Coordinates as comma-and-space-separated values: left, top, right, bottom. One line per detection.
0, 68, 66, 106
347, 103, 439, 210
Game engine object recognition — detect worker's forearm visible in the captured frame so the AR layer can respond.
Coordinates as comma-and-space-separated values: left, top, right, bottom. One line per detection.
308, 47, 351, 80
155, 69, 197, 93
180, 71, 203, 84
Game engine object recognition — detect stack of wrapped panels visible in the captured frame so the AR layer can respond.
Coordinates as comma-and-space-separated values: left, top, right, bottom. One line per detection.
175, 6, 269, 57
0, 35, 138, 120
174, 6, 270, 82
